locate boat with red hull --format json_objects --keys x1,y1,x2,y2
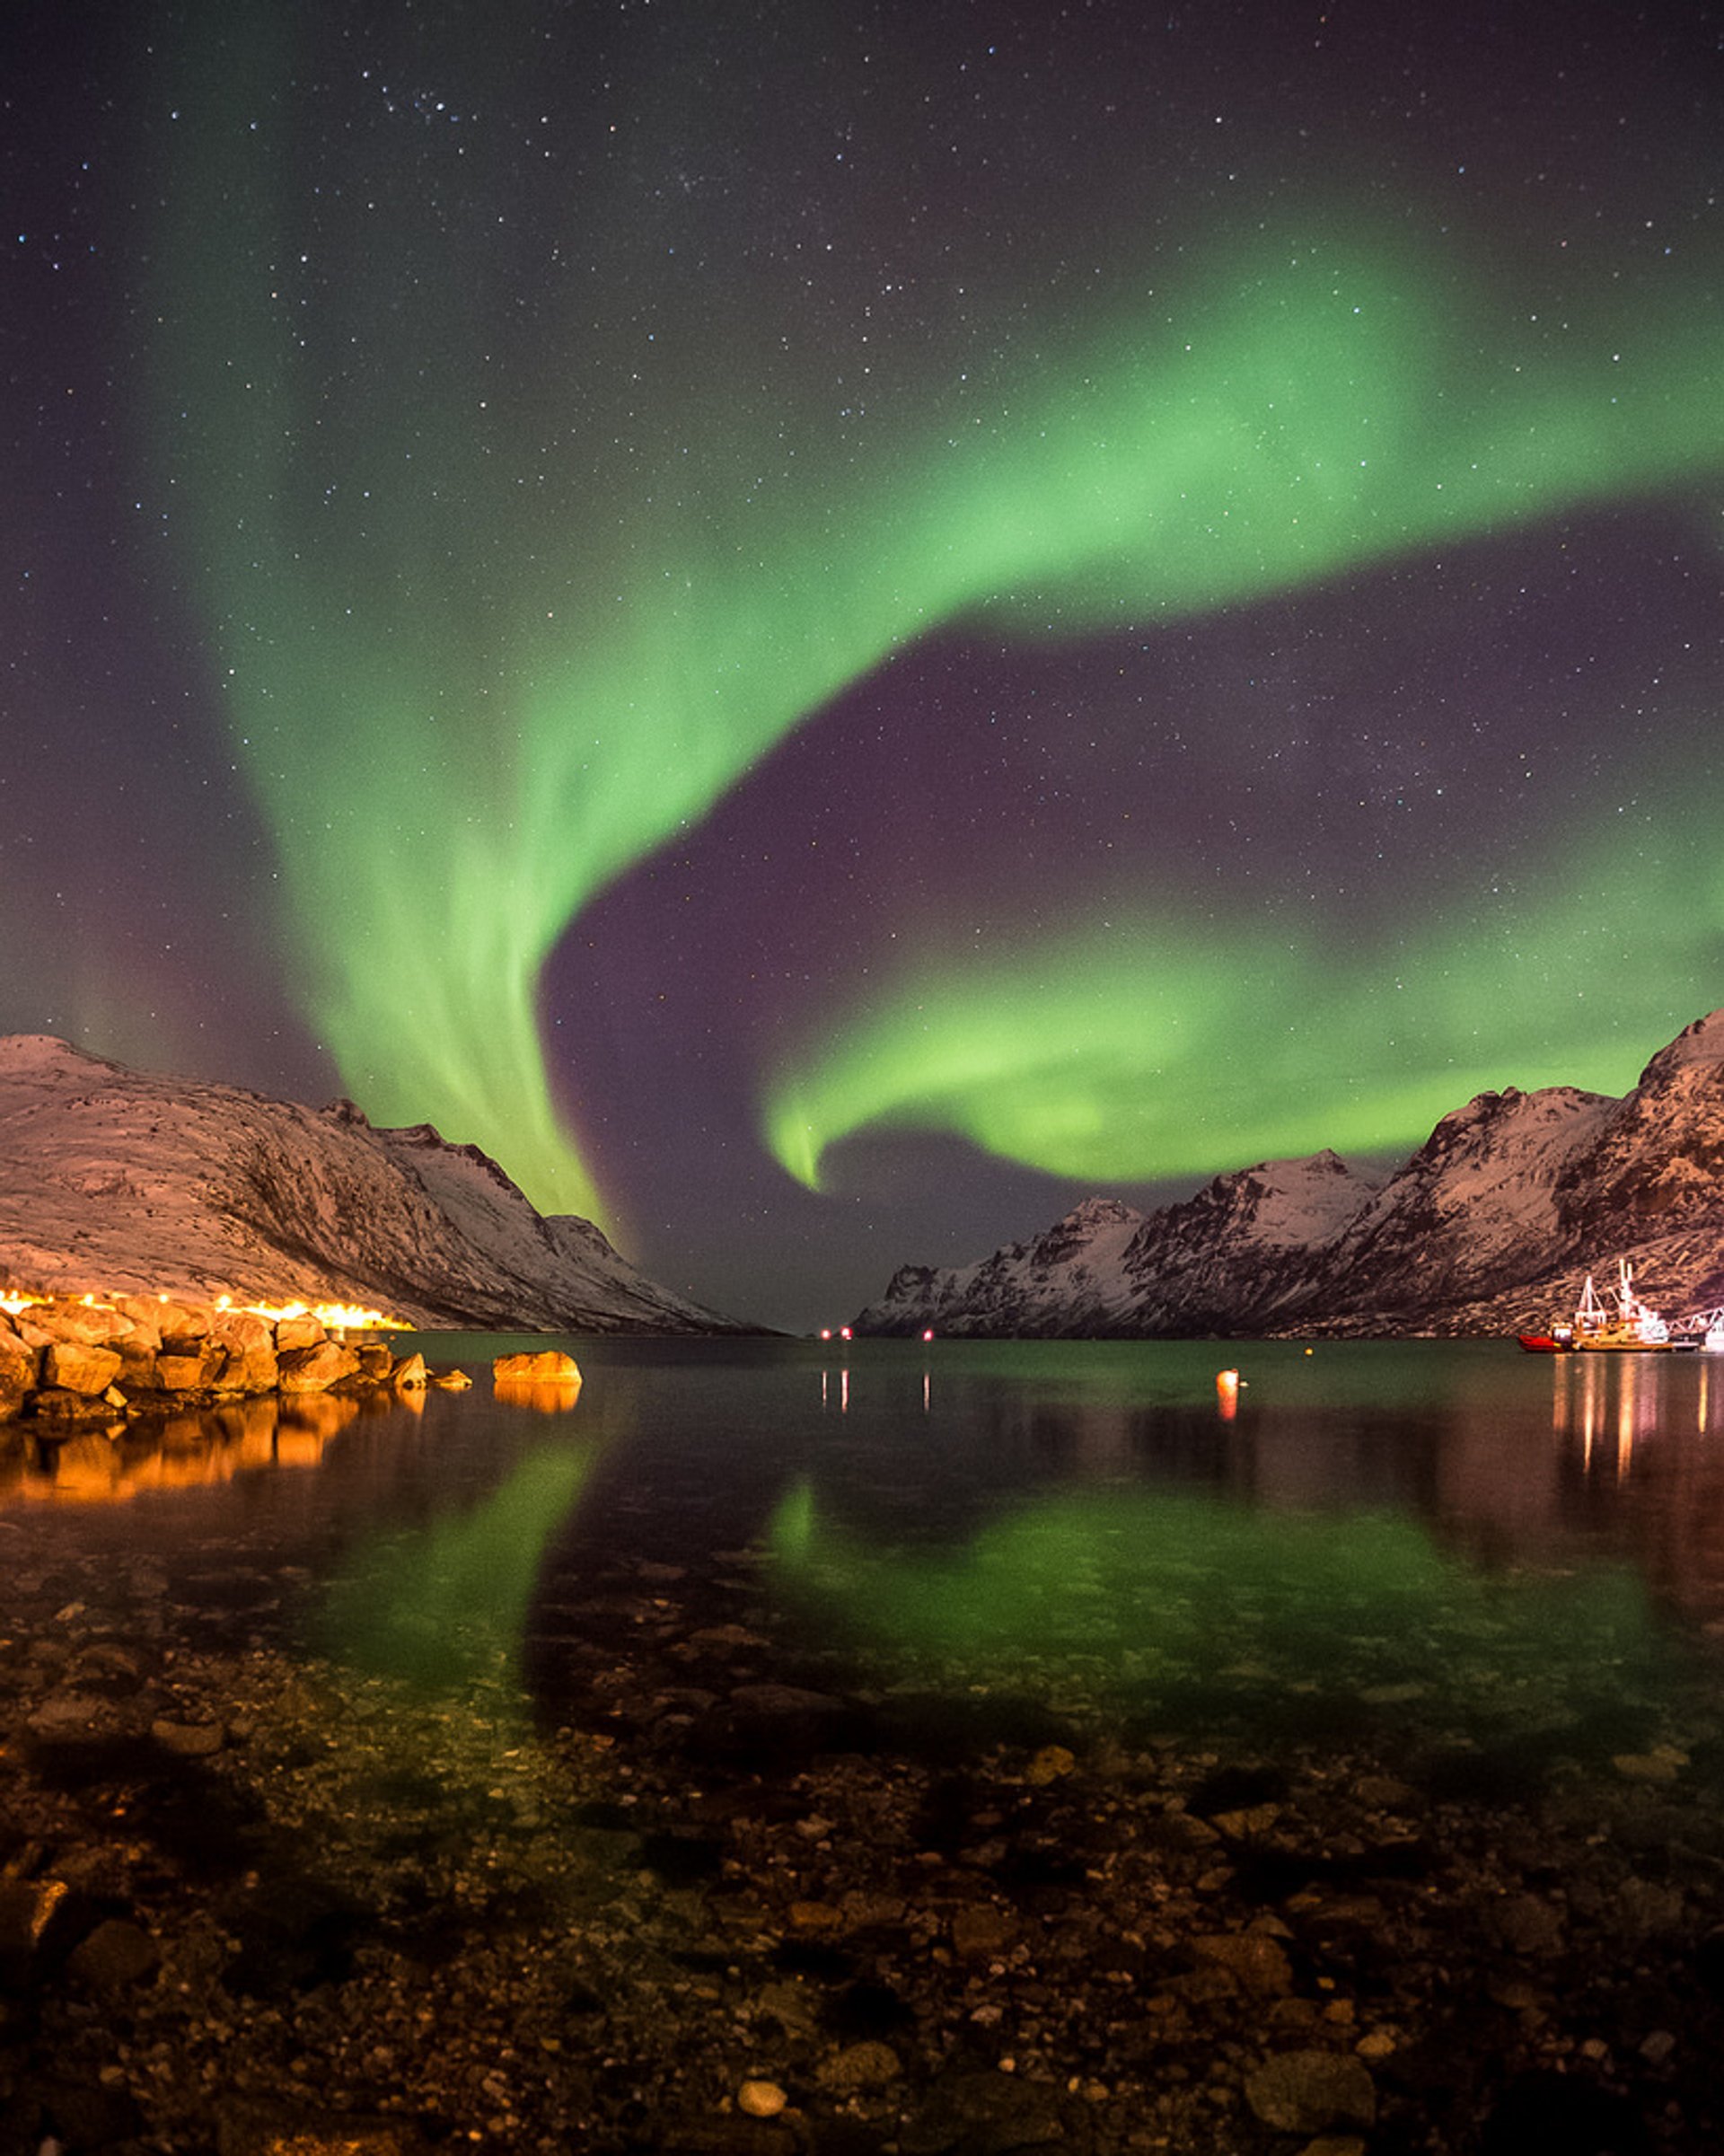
[{"x1": 1517, "y1": 1262, "x2": 1679, "y2": 1353}]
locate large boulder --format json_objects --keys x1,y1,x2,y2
[
  {"x1": 42, "y1": 1342, "x2": 124, "y2": 1397},
  {"x1": 212, "y1": 1310, "x2": 277, "y2": 1393},
  {"x1": 154, "y1": 1353, "x2": 217, "y2": 1392},
  {"x1": 493, "y1": 1351, "x2": 582, "y2": 1386},
  {"x1": 277, "y1": 1342, "x2": 361, "y2": 1394},
  {"x1": 115, "y1": 1335, "x2": 163, "y2": 1390},
  {"x1": 155, "y1": 1300, "x2": 213, "y2": 1347},
  {"x1": 1243, "y1": 2050, "x2": 1377, "y2": 2134},
  {"x1": 114, "y1": 1297, "x2": 167, "y2": 1347},
  {"x1": 28, "y1": 1303, "x2": 136, "y2": 1347},
  {"x1": 0, "y1": 1329, "x2": 36, "y2": 1420}
]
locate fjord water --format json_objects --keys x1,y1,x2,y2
[
  {"x1": 524, "y1": 1334, "x2": 1724, "y2": 1781},
  {"x1": 11, "y1": 1335, "x2": 1722, "y2": 1782}
]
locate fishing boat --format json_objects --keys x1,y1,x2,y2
[{"x1": 1517, "y1": 1261, "x2": 1676, "y2": 1352}]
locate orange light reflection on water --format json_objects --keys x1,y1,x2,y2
[
  {"x1": 493, "y1": 1378, "x2": 582, "y2": 1415},
  {"x1": 0, "y1": 1395, "x2": 380, "y2": 1508}
]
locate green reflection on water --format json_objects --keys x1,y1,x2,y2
[
  {"x1": 769, "y1": 1474, "x2": 1684, "y2": 1761},
  {"x1": 770, "y1": 1477, "x2": 1447, "y2": 1659},
  {"x1": 318, "y1": 1445, "x2": 594, "y2": 1695}
]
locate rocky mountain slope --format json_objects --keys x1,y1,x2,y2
[
  {"x1": 856, "y1": 1011, "x2": 1724, "y2": 1338},
  {"x1": 0, "y1": 1035, "x2": 743, "y2": 1332}
]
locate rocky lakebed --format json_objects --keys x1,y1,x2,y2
[{"x1": 3, "y1": 1379, "x2": 1724, "y2": 2156}]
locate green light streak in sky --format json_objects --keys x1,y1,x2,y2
[
  {"x1": 146, "y1": 13, "x2": 1724, "y2": 1219},
  {"x1": 766, "y1": 821, "x2": 1724, "y2": 1188}
]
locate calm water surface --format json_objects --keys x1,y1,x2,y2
[{"x1": 6, "y1": 1335, "x2": 1724, "y2": 1788}]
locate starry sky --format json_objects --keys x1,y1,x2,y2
[{"x1": 4, "y1": 0, "x2": 1721, "y2": 1330}]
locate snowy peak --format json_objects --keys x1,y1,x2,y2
[
  {"x1": 1053, "y1": 1195, "x2": 1141, "y2": 1232},
  {"x1": 1638, "y1": 1008, "x2": 1724, "y2": 1088},
  {"x1": 0, "y1": 1036, "x2": 746, "y2": 1333},
  {"x1": 1323, "y1": 1081, "x2": 1616, "y2": 1312},
  {"x1": 1163, "y1": 1150, "x2": 1385, "y2": 1248},
  {"x1": 1110, "y1": 1151, "x2": 1389, "y2": 1333},
  {"x1": 1026, "y1": 1198, "x2": 1147, "y2": 1270},
  {"x1": 1356, "y1": 1083, "x2": 1614, "y2": 1235},
  {"x1": 1412, "y1": 1082, "x2": 1612, "y2": 1165}
]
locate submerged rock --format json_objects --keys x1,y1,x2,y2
[
  {"x1": 66, "y1": 1917, "x2": 159, "y2": 1992},
  {"x1": 1243, "y1": 2048, "x2": 1377, "y2": 2133}
]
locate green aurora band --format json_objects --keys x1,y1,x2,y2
[
  {"x1": 764, "y1": 814, "x2": 1724, "y2": 1190},
  {"x1": 147, "y1": 17, "x2": 1724, "y2": 1219}
]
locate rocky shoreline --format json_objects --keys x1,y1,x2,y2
[
  {"x1": 0, "y1": 1295, "x2": 459, "y2": 1430},
  {"x1": 3, "y1": 1439, "x2": 1724, "y2": 2156}
]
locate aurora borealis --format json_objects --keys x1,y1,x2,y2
[{"x1": 5, "y1": 0, "x2": 1721, "y2": 1325}]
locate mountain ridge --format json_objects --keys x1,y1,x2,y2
[
  {"x1": 855, "y1": 1012, "x2": 1724, "y2": 1338},
  {"x1": 0, "y1": 1034, "x2": 747, "y2": 1333}
]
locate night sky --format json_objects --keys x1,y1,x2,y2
[{"x1": 4, "y1": 0, "x2": 1721, "y2": 1330}]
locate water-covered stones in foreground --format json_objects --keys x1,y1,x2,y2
[{"x1": 2, "y1": 1535, "x2": 1724, "y2": 2152}]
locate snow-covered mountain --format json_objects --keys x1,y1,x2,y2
[
  {"x1": 855, "y1": 1011, "x2": 1724, "y2": 1338},
  {"x1": 0, "y1": 1036, "x2": 745, "y2": 1332}
]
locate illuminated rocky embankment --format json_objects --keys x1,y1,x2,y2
[{"x1": 0, "y1": 1294, "x2": 443, "y2": 1427}]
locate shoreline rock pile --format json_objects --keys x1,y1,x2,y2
[{"x1": 0, "y1": 1294, "x2": 448, "y2": 1427}]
